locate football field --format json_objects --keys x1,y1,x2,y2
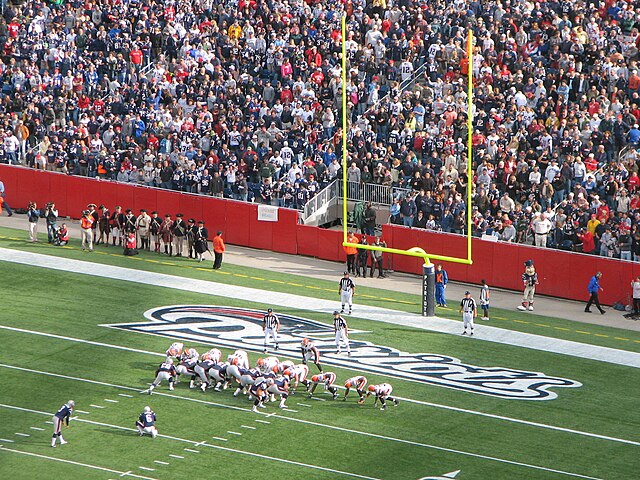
[{"x1": 0, "y1": 226, "x2": 639, "y2": 480}]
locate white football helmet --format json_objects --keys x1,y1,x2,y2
[
  {"x1": 67, "y1": 400, "x2": 75, "y2": 408},
  {"x1": 144, "y1": 406, "x2": 151, "y2": 413}
]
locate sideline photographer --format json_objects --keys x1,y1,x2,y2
[
  {"x1": 45, "y1": 202, "x2": 58, "y2": 243},
  {"x1": 27, "y1": 202, "x2": 40, "y2": 242}
]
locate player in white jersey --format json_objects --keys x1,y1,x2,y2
[
  {"x1": 307, "y1": 372, "x2": 338, "y2": 399},
  {"x1": 146, "y1": 358, "x2": 177, "y2": 394},
  {"x1": 228, "y1": 349, "x2": 250, "y2": 369},
  {"x1": 165, "y1": 342, "x2": 184, "y2": 361},
  {"x1": 343, "y1": 375, "x2": 368, "y2": 403},
  {"x1": 257, "y1": 356, "x2": 279, "y2": 374},
  {"x1": 283, "y1": 364, "x2": 309, "y2": 391},
  {"x1": 205, "y1": 348, "x2": 222, "y2": 364},
  {"x1": 459, "y1": 291, "x2": 477, "y2": 336},
  {"x1": 300, "y1": 338, "x2": 323, "y2": 372},
  {"x1": 272, "y1": 359, "x2": 294, "y2": 375},
  {"x1": 136, "y1": 406, "x2": 158, "y2": 438},
  {"x1": 364, "y1": 383, "x2": 399, "y2": 410}
]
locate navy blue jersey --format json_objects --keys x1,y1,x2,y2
[
  {"x1": 158, "y1": 362, "x2": 176, "y2": 374},
  {"x1": 138, "y1": 411, "x2": 156, "y2": 427},
  {"x1": 199, "y1": 360, "x2": 215, "y2": 370},
  {"x1": 211, "y1": 364, "x2": 227, "y2": 375},
  {"x1": 54, "y1": 404, "x2": 72, "y2": 422}
]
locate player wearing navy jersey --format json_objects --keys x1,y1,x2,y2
[
  {"x1": 338, "y1": 271, "x2": 355, "y2": 314},
  {"x1": 333, "y1": 311, "x2": 351, "y2": 355},
  {"x1": 299, "y1": 338, "x2": 323, "y2": 372},
  {"x1": 195, "y1": 352, "x2": 217, "y2": 392},
  {"x1": 460, "y1": 291, "x2": 477, "y2": 336},
  {"x1": 176, "y1": 348, "x2": 199, "y2": 388},
  {"x1": 250, "y1": 378, "x2": 273, "y2": 413},
  {"x1": 267, "y1": 376, "x2": 291, "y2": 409},
  {"x1": 208, "y1": 362, "x2": 230, "y2": 391},
  {"x1": 262, "y1": 308, "x2": 280, "y2": 353},
  {"x1": 146, "y1": 358, "x2": 177, "y2": 394},
  {"x1": 344, "y1": 376, "x2": 368, "y2": 403},
  {"x1": 365, "y1": 383, "x2": 399, "y2": 411},
  {"x1": 307, "y1": 372, "x2": 339, "y2": 399},
  {"x1": 136, "y1": 406, "x2": 158, "y2": 438},
  {"x1": 51, "y1": 400, "x2": 74, "y2": 447}
]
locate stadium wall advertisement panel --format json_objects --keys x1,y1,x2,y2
[{"x1": 3, "y1": 165, "x2": 635, "y2": 305}]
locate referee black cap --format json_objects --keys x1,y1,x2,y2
[
  {"x1": 333, "y1": 310, "x2": 340, "y2": 315},
  {"x1": 267, "y1": 308, "x2": 273, "y2": 313},
  {"x1": 343, "y1": 271, "x2": 349, "y2": 275},
  {"x1": 464, "y1": 291, "x2": 471, "y2": 295}
]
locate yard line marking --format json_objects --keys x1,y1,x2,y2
[
  {"x1": 254, "y1": 419, "x2": 270, "y2": 424},
  {"x1": 296, "y1": 403, "x2": 312, "y2": 407},
  {"x1": 2, "y1": 365, "x2": 638, "y2": 449},
  {"x1": 594, "y1": 334, "x2": 609, "y2": 338},
  {"x1": 534, "y1": 323, "x2": 550, "y2": 328},
  {"x1": 118, "y1": 394, "x2": 134, "y2": 398},
  {"x1": 44, "y1": 421, "x2": 53, "y2": 424},
  {"x1": 0, "y1": 438, "x2": 14, "y2": 443},
  {"x1": 183, "y1": 448, "x2": 200, "y2": 453},
  {"x1": 554, "y1": 327, "x2": 571, "y2": 331},
  {"x1": 153, "y1": 461, "x2": 169, "y2": 465},
  {"x1": 286, "y1": 409, "x2": 298, "y2": 413},
  {"x1": 195, "y1": 441, "x2": 207, "y2": 447},
  {"x1": 14, "y1": 433, "x2": 30, "y2": 437},
  {"x1": 513, "y1": 319, "x2": 529, "y2": 324},
  {"x1": 240, "y1": 425, "x2": 256, "y2": 430},
  {"x1": 211, "y1": 436, "x2": 228, "y2": 442},
  {"x1": 168, "y1": 454, "x2": 184, "y2": 459},
  {"x1": 104, "y1": 399, "x2": 119, "y2": 403},
  {"x1": 29, "y1": 427, "x2": 44, "y2": 431},
  {"x1": 90, "y1": 404, "x2": 105, "y2": 409},
  {"x1": 0, "y1": 403, "x2": 599, "y2": 480},
  {"x1": 0, "y1": 445, "x2": 157, "y2": 480},
  {"x1": 576, "y1": 331, "x2": 592, "y2": 335},
  {"x1": 139, "y1": 467, "x2": 155, "y2": 471},
  {"x1": 76, "y1": 410, "x2": 91, "y2": 414},
  {"x1": 227, "y1": 431, "x2": 242, "y2": 436},
  {"x1": 309, "y1": 397, "x2": 326, "y2": 402},
  {"x1": 615, "y1": 337, "x2": 630, "y2": 341}
]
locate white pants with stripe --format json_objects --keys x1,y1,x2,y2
[
  {"x1": 335, "y1": 329, "x2": 350, "y2": 352},
  {"x1": 462, "y1": 312, "x2": 474, "y2": 330},
  {"x1": 264, "y1": 328, "x2": 278, "y2": 346},
  {"x1": 340, "y1": 290, "x2": 353, "y2": 309}
]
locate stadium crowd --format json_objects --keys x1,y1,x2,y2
[{"x1": 1, "y1": 0, "x2": 640, "y2": 259}]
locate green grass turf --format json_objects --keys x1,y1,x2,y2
[
  {"x1": 0, "y1": 260, "x2": 638, "y2": 479},
  {"x1": 0, "y1": 225, "x2": 640, "y2": 353}
]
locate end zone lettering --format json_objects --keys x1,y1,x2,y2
[{"x1": 103, "y1": 305, "x2": 582, "y2": 400}]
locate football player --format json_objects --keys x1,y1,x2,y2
[
  {"x1": 257, "y1": 356, "x2": 279, "y2": 374},
  {"x1": 343, "y1": 375, "x2": 368, "y2": 403},
  {"x1": 194, "y1": 352, "x2": 217, "y2": 392},
  {"x1": 208, "y1": 362, "x2": 230, "y2": 391},
  {"x1": 283, "y1": 364, "x2": 310, "y2": 391},
  {"x1": 307, "y1": 372, "x2": 339, "y2": 399},
  {"x1": 300, "y1": 338, "x2": 323, "y2": 373},
  {"x1": 250, "y1": 378, "x2": 273, "y2": 413},
  {"x1": 364, "y1": 383, "x2": 400, "y2": 410},
  {"x1": 227, "y1": 349, "x2": 250, "y2": 369},
  {"x1": 136, "y1": 406, "x2": 158, "y2": 438},
  {"x1": 146, "y1": 358, "x2": 177, "y2": 394},
  {"x1": 272, "y1": 359, "x2": 295, "y2": 375},
  {"x1": 267, "y1": 376, "x2": 291, "y2": 409},
  {"x1": 165, "y1": 342, "x2": 184, "y2": 362},
  {"x1": 51, "y1": 400, "x2": 74, "y2": 447},
  {"x1": 175, "y1": 348, "x2": 199, "y2": 388},
  {"x1": 206, "y1": 348, "x2": 222, "y2": 364}
]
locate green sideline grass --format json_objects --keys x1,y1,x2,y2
[
  {"x1": 0, "y1": 225, "x2": 639, "y2": 353},
  {"x1": 0, "y1": 261, "x2": 638, "y2": 479}
]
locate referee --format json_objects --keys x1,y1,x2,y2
[
  {"x1": 263, "y1": 308, "x2": 280, "y2": 353},
  {"x1": 459, "y1": 291, "x2": 477, "y2": 336},
  {"x1": 333, "y1": 311, "x2": 351, "y2": 356}
]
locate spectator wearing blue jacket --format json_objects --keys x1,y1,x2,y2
[{"x1": 585, "y1": 272, "x2": 605, "y2": 314}]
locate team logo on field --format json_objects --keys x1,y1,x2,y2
[{"x1": 103, "y1": 306, "x2": 581, "y2": 400}]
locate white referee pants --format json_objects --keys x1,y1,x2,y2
[
  {"x1": 335, "y1": 329, "x2": 350, "y2": 353},
  {"x1": 462, "y1": 312, "x2": 474, "y2": 330},
  {"x1": 264, "y1": 328, "x2": 278, "y2": 346},
  {"x1": 340, "y1": 291, "x2": 353, "y2": 310}
]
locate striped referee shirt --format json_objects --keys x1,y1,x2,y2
[
  {"x1": 263, "y1": 313, "x2": 279, "y2": 329},
  {"x1": 460, "y1": 297, "x2": 476, "y2": 313},
  {"x1": 334, "y1": 315, "x2": 348, "y2": 330},
  {"x1": 339, "y1": 278, "x2": 355, "y2": 291}
]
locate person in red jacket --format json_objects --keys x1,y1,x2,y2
[
  {"x1": 124, "y1": 231, "x2": 139, "y2": 256},
  {"x1": 578, "y1": 228, "x2": 596, "y2": 254}
]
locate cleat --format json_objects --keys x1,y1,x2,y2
[
  {"x1": 169, "y1": 385, "x2": 174, "y2": 391},
  {"x1": 348, "y1": 310, "x2": 352, "y2": 315},
  {"x1": 51, "y1": 444, "x2": 56, "y2": 448},
  {"x1": 357, "y1": 399, "x2": 365, "y2": 405},
  {"x1": 394, "y1": 399, "x2": 399, "y2": 406},
  {"x1": 214, "y1": 387, "x2": 221, "y2": 392},
  {"x1": 347, "y1": 352, "x2": 351, "y2": 357},
  {"x1": 200, "y1": 384, "x2": 207, "y2": 392},
  {"x1": 252, "y1": 406, "x2": 259, "y2": 413},
  {"x1": 342, "y1": 397, "x2": 347, "y2": 402},
  {"x1": 263, "y1": 349, "x2": 267, "y2": 354},
  {"x1": 470, "y1": 331, "x2": 474, "y2": 336},
  {"x1": 258, "y1": 403, "x2": 266, "y2": 409},
  {"x1": 461, "y1": 331, "x2": 466, "y2": 335},
  {"x1": 275, "y1": 344, "x2": 279, "y2": 350},
  {"x1": 517, "y1": 305, "x2": 527, "y2": 311},
  {"x1": 380, "y1": 406, "x2": 386, "y2": 411},
  {"x1": 60, "y1": 439, "x2": 68, "y2": 445},
  {"x1": 335, "y1": 350, "x2": 340, "y2": 354},
  {"x1": 340, "y1": 309, "x2": 344, "y2": 313},
  {"x1": 332, "y1": 392, "x2": 339, "y2": 400},
  {"x1": 307, "y1": 394, "x2": 313, "y2": 399},
  {"x1": 528, "y1": 306, "x2": 534, "y2": 311},
  {"x1": 189, "y1": 381, "x2": 195, "y2": 389},
  {"x1": 280, "y1": 404, "x2": 288, "y2": 409}
]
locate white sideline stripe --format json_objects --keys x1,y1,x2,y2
[
  {"x1": 139, "y1": 467, "x2": 155, "y2": 471},
  {"x1": 0, "y1": 247, "x2": 637, "y2": 368},
  {"x1": 14, "y1": 433, "x2": 30, "y2": 437},
  {"x1": 153, "y1": 461, "x2": 169, "y2": 465},
  {"x1": 0, "y1": 438, "x2": 14, "y2": 443},
  {"x1": 296, "y1": 403, "x2": 312, "y2": 407},
  {"x1": 169, "y1": 454, "x2": 184, "y2": 459},
  {"x1": 0, "y1": 403, "x2": 382, "y2": 480},
  {"x1": 1, "y1": 363, "x2": 638, "y2": 450},
  {"x1": 254, "y1": 420, "x2": 270, "y2": 424},
  {"x1": 240, "y1": 425, "x2": 256, "y2": 430},
  {"x1": 90, "y1": 404, "x2": 105, "y2": 409},
  {"x1": 118, "y1": 394, "x2": 133, "y2": 398},
  {"x1": 76, "y1": 410, "x2": 90, "y2": 414},
  {"x1": 211, "y1": 437, "x2": 228, "y2": 442},
  {"x1": 0, "y1": 445, "x2": 157, "y2": 480},
  {"x1": 104, "y1": 399, "x2": 119, "y2": 403},
  {"x1": 227, "y1": 431, "x2": 242, "y2": 436},
  {"x1": 30, "y1": 427, "x2": 44, "y2": 431}
]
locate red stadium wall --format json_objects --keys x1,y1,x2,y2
[{"x1": 2, "y1": 165, "x2": 633, "y2": 305}]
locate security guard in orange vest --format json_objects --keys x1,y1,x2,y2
[{"x1": 344, "y1": 231, "x2": 358, "y2": 274}]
